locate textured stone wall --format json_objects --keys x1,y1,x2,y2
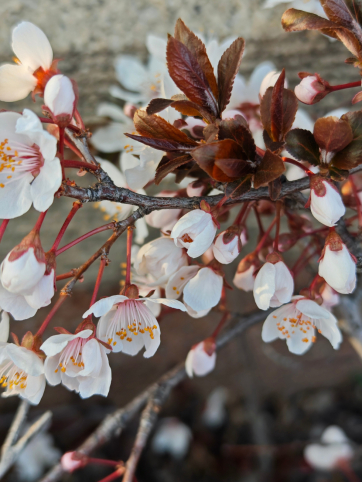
[{"x1": 0, "y1": 0, "x2": 357, "y2": 121}]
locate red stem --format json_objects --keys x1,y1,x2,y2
[
  {"x1": 62, "y1": 159, "x2": 98, "y2": 171},
  {"x1": 86, "y1": 458, "x2": 120, "y2": 468},
  {"x1": 337, "y1": 460, "x2": 361, "y2": 482},
  {"x1": 55, "y1": 223, "x2": 114, "y2": 256},
  {"x1": 125, "y1": 227, "x2": 133, "y2": 286},
  {"x1": 51, "y1": 202, "x2": 82, "y2": 252},
  {"x1": 253, "y1": 206, "x2": 264, "y2": 235},
  {"x1": 59, "y1": 127, "x2": 66, "y2": 180},
  {"x1": 36, "y1": 295, "x2": 67, "y2": 337},
  {"x1": 96, "y1": 468, "x2": 124, "y2": 482},
  {"x1": 64, "y1": 137, "x2": 85, "y2": 159},
  {"x1": 0, "y1": 219, "x2": 10, "y2": 243},
  {"x1": 55, "y1": 270, "x2": 78, "y2": 282},
  {"x1": 273, "y1": 201, "x2": 282, "y2": 252},
  {"x1": 255, "y1": 217, "x2": 277, "y2": 254},
  {"x1": 89, "y1": 257, "x2": 107, "y2": 307},
  {"x1": 329, "y1": 80, "x2": 361, "y2": 92},
  {"x1": 291, "y1": 243, "x2": 313, "y2": 273},
  {"x1": 233, "y1": 202, "x2": 250, "y2": 226},
  {"x1": 38, "y1": 116, "x2": 81, "y2": 133},
  {"x1": 34, "y1": 211, "x2": 48, "y2": 232},
  {"x1": 74, "y1": 108, "x2": 85, "y2": 130},
  {"x1": 282, "y1": 157, "x2": 314, "y2": 176},
  {"x1": 212, "y1": 312, "x2": 229, "y2": 339}
]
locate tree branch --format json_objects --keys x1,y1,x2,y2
[{"x1": 40, "y1": 309, "x2": 266, "y2": 482}]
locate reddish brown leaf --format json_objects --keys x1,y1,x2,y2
[
  {"x1": 215, "y1": 158, "x2": 252, "y2": 179},
  {"x1": 133, "y1": 110, "x2": 198, "y2": 144},
  {"x1": 271, "y1": 70, "x2": 285, "y2": 142},
  {"x1": 203, "y1": 124, "x2": 219, "y2": 142},
  {"x1": 254, "y1": 150, "x2": 286, "y2": 189},
  {"x1": 174, "y1": 18, "x2": 218, "y2": 99},
  {"x1": 166, "y1": 36, "x2": 218, "y2": 118},
  {"x1": 321, "y1": 0, "x2": 362, "y2": 42},
  {"x1": 191, "y1": 139, "x2": 250, "y2": 182},
  {"x1": 332, "y1": 111, "x2": 362, "y2": 169},
  {"x1": 261, "y1": 86, "x2": 297, "y2": 142},
  {"x1": 218, "y1": 118, "x2": 256, "y2": 159},
  {"x1": 226, "y1": 174, "x2": 253, "y2": 198},
  {"x1": 285, "y1": 128, "x2": 320, "y2": 165},
  {"x1": 155, "y1": 154, "x2": 192, "y2": 184},
  {"x1": 171, "y1": 100, "x2": 215, "y2": 122},
  {"x1": 125, "y1": 133, "x2": 196, "y2": 152},
  {"x1": 263, "y1": 130, "x2": 285, "y2": 153},
  {"x1": 217, "y1": 37, "x2": 245, "y2": 114},
  {"x1": 352, "y1": 90, "x2": 362, "y2": 103},
  {"x1": 314, "y1": 116, "x2": 353, "y2": 152},
  {"x1": 146, "y1": 98, "x2": 174, "y2": 115}
]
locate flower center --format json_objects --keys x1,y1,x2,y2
[
  {"x1": 181, "y1": 233, "x2": 193, "y2": 243},
  {"x1": 274, "y1": 311, "x2": 317, "y2": 343},
  {"x1": 55, "y1": 337, "x2": 86, "y2": 373},
  {"x1": 0, "y1": 361, "x2": 28, "y2": 390},
  {"x1": 0, "y1": 138, "x2": 44, "y2": 188}
]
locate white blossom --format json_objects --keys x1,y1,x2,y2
[
  {"x1": 310, "y1": 177, "x2": 345, "y2": 227},
  {"x1": 152, "y1": 418, "x2": 192, "y2": 459},
  {"x1": 83, "y1": 292, "x2": 186, "y2": 358},
  {"x1": 262, "y1": 296, "x2": 342, "y2": 355},
  {"x1": 213, "y1": 229, "x2": 247, "y2": 264},
  {"x1": 0, "y1": 110, "x2": 61, "y2": 218},
  {"x1": 319, "y1": 243, "x2": 356, "y2": 294},
  {"x1": 185, "y1": 340, "x2": 216, "y2": 377},
  {"x1": 41, "y1": 329, "x2": 112, "y2": 399},
  {"x1": 44, "y1": 74, "x2": 76, "y2": 123}
]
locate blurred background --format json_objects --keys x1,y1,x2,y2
[{"x1": 1, "y1": 0, "x2": 362, "y2": 481}]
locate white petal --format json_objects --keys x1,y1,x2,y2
[
  {"x1": 22, "y1": 374, "x2": 46, "y2": 405},
  {"x1": 97, "y1": 158, "x2": 126, "y2": 186},
  {"x1": 12, "y1": 21, "x2": 53, "y2": 71},
  {"x1": 146, "y1": 35, "x2": 167, "y2": 60},
  {"x1": 30, "y1": 157, "x2": 62, "y2": 211},
  {"x1": 322, "y1": 426, "x2": 350, "y2": 444},
  {"x1": 317, "y1": 316, "x2": 343, "y2": 349},
  {"x1": 40, "y1": 330, "x2": 92, "y2": 356},
  {"x1": 0, "y1": 64, "x2": 36, "y2": 101},
  {"x1": 79, "y1": 346, "x2": 111, "y2": 398},
  {"x1": 233, "y1": 265, "x2": 256, "y2": 292},
  {"x1": 143, "y1": 322, "x2": 161, "y2": 358},
  {"x1": 44, "y1": 354, "x2": 61, "y2": 385},
  {"x1": 79, "y1": 338, "x2": 102, "y2": 377},
  {"x1": 114, "y1": 55, "x2": 147, "y2": 92},
  {"x1": 186, "y1": 343, "x2": 216, "y2": 377},
  {"x1": 91, "y1": 123, "x2": 128, "y2": 152},
  {"x1": 0, "y1": 311, "x2": 9, "y2": 343},
  {"x1": 304, "y1": 443, "x2": 353, "y2": 471},
  {"x1": 44, "y1": 75, "x2": 75, "y2": 117},
  {"x1": 1, "y1": 248, "x2": 45, "y2": 294},
  {"x1": 262, "y1": 306, "x2": 290, "y2": 342},
  {"x1": 145, "y1": 298, "x2": 187, "y2": 312},
  {"x1": 24, "y1": 270, "x2": 55, "y2": 309},
  {"x1": 0, "y1": 174, "x2": 32, "y2": 219},
  {"x1": 310, "y1": 182, "x2": 345, "y2": 227},
  {"x1": 183, "y1": 268, "x2": 223, "y2": 312},
  {"x1": 83, "y1": 295, "x2": 128, "y2": 318},
  {"x1": 125, "y1": 160, "x2": 158, "y2": 190},
  {"x1": 253, "y1": 263, "x2": 276, "y2": 310},
  {"x1": 109, "y1": 85, "x2": 145, "y2": 104},
  {"x1": 0, "y1": 285, "x2": 36, "y2": 320},
  {"x1": 185, "y1": 303, "x2": 211, "y2": 319},
  {"x1": 319, "y1": 245, "x2": 356, "y2": 294},
  {"x1": 97, "y1": 102, "x2": 130, "y2": 122},
  {"x1": 271, "y1": 261, "x2": 294, "y2": 306},
  {"x1": 6, "y1": 344, "x2": 44, "y2": 376},
  {"x1": 296, "y1": 298, "x2": 331, "y2": 319},
  {"x1": 165, "y1": 265, "x2": 200, "y2": 299}
]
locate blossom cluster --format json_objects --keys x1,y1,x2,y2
[{"x1": 0, "y1": 1, "x2": 360, "y2": 413}]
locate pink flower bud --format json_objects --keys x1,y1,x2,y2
[
  {"x1": 61, "y1": 452, "x2": 85, "y2": 472},
  {"x1": 319, "y1": 230, "x2": 356, "y2": 294},
  {"x1": 213, "y1": 227, "x2": 247, "y2": 264},
  {"x1": 185, "y1": 338, "x2": 216, "y2": 377},
  {"x1": 44, "y1": 74, "x2": 76, "y2": 126},
  {"x1": 294, "y1": 75, "x2": 328, "y2": 105},
  {"x1": 309, "y1": 176, "x2": 345, "y2": 227},
  {"x1": 259, "y1": 71, "x2": 288, "y2": 98}
]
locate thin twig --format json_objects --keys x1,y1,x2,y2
[
  {"x1": 1, "y1": 399, "x2": 29, "y2": 458},
  {"x1": 40, "y1": 309, "x2": 266, "y2": 482},
  {"x1": 0, "y1": 411, "x2": 52, "y2": 479}
]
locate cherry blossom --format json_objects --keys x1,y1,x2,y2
[
  {"x1": 145, "y1": 192, "x2": 182, "y2": 231},
  {"x1": 253, "y1": 253, "x2": 294, "y2": 310},
  {"x1": 0, "y1": 313, "x2": 46, "y2": 404},
  {"x1": 321, "y1": 284, "x2": 340, "y2": 309},
  {"x1": 304, "y1": 426, "x2": 354, "y2": 471},
  {"x1": 0, "y1": 109, "x2": 61, "y2": 219},
  {"x1": 171, "y1": 209, "x2": 218, "y2": 258},
  {"x1": 166, "y1": 265, "x2": 223, "y2": 313},
  {"x1": 41, "y1": 329, "x2": 112, "y2": 398},
  {"x1": 134, "y1": 236, "x2": 188, "y2": 287},
  {"x1": 0, "y1": 231, "x2": 55, "y2": 320},
  {"x1": 262, "y1": 296, "x2": 342, "y2": 355},
  {"x1": 295, "y1": 75, "x2": 328, "y2": 104},
  {"x1": 263, "y1": 0, "x2": 326, "y2": 17},
  {"x1": 43, "y1": 74, "x2": 76, "y2": 126},
  {"x1": 0, "y1": 22, "x2": 57, "y2": 102},
  {"x1": 152, "y1": 418, "x2": 192, "y2": 460},
  {"x1": 202, "y1": 387, "x2": 228, "y2": 428},
  {"x1": 259, "y1": 70, "x2": 287, "y2": 98},
  {"x1": 233, "y1": 253, "x2": 260, "y2": 292},
  {"x1": 213, "y1": 228, "x2": 247, "y2": 264},
  {"x1": 319, "y1": 231, "x2": 356, "y2": 294},
  {"x1": 309, "y1": 176, "x2": 345, "y2": 227},
  {"x1": 185, "y1": 339, "x2": 216, "y2": 377},
  {"x1": 82, "y1": 287, "x2": 187, "y2": 358}
]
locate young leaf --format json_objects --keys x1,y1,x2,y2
[
  {"x1": 282, "y1": 8, "x2": 341, "y2": 34},
  {"x1": 285, "y1": 128, "x2": 321, "y2": 165},
  {"x1": 226, "y1": 174, "x2": 253, "y2": 198},
  {"x1": 217, "y1": 37, "x2": 245, "y2": 114},
  {"x1": 254, "y1": 150, "x2": 286, "y2": 189},
  {"x1": 261, "y1": 85, "x2": 298, "y2": 142},
  {"x1": 218, "y1": 117, "x2": 256, "y2": 160},
  {"x1": 314, "y1": 116, "x2": 353, "y2": 152},
  {"x1": 332, "y1": 110, "x2": 362, "y2": 169},
  {"x1": 271, "y1": 70, "x2": 285, "y2": 142},
  {"x1": 155, "y1": 154, "x2": 192, "y2": 184},
  {"x1": 166, "y1": 36, "x2": 218, "y2": 118},
  {"x1": 269, "y1": 176, "x2": 283, "y2": 201},
  {"x1": 133, "y1": 110, "x2": 198, "y2": 144},
  {"x1": 191, "y1": 139, "x2": 250, "y2": 182},
  {"x1": 321, "y1": 0, "x2": 362, "y2": 43},
  {"x1": 146, "y1": 98, "x2": 174, "y2": 115},
  {"x1": 125, "y1": 134, "x2": 196, "y2": 152},
  {"x1": 174, "y1": 18, "x2": 218, "y2": 99},
  {"x1": 263, "y1": 130, "x2": 285, "y2": 153},
  {"x1": 203, "y1": 124, "x2": 219, "y2": 142},
  {"x1": 171, "y1": 99, "x2": 215, "y2": 122}
]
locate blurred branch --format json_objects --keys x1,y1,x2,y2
[
  {"x1": 40, "y1": 309, "x2": 266, "y2": 482},
  {"x1": 1, "y1": 399, "x2": 29, "y2": 458},
  {"x1": 0, "y1": 410, "x2": 52, "y2": 479}
]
